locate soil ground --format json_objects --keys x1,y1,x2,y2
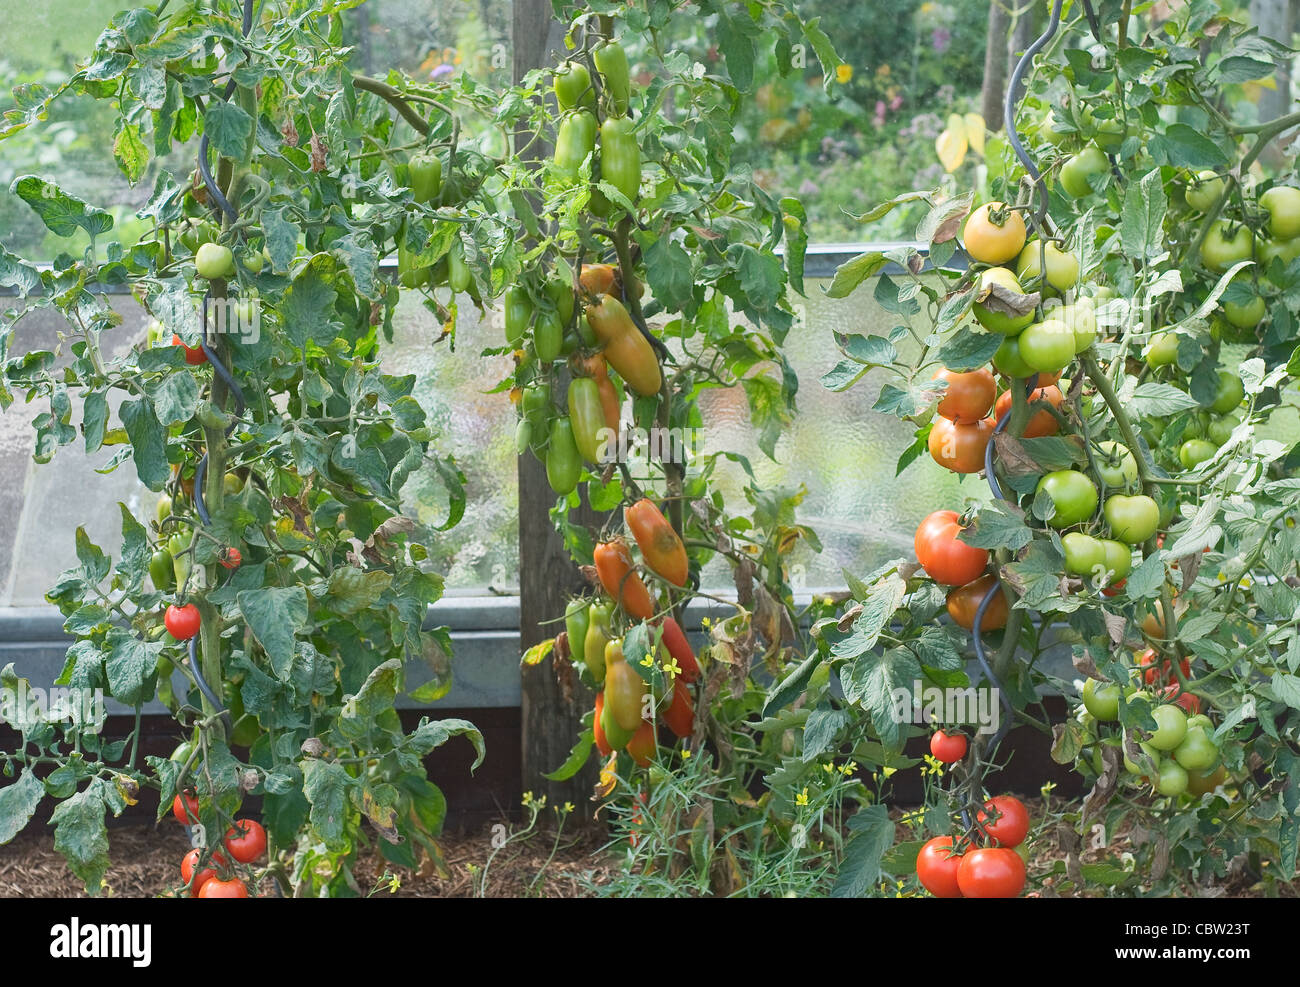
[{"x1": 2, "y1": 798, "x2": 1296, "y2": 897}]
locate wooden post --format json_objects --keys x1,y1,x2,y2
[
  {"x1": 512, "y1": 0, "x2": 603, "y2": 808},
  {"x1": 981, "y1": 0, "x2": 1011, "y2": 131}
]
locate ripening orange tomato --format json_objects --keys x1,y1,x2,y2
[
  {"x1": 625, "y1": 499, "x2": 688, "y2": 587},
  {"x1": 946, "y1": 574, "x2": 1008, "y2": 631},
  {"x1": 963, "y1": 202, "x2": 1028, "y2": 265},
  {"x1": 594, "y1": 538, "x2": 656, "y2": 619},
  {"x1": 580, "y1": 263, "x2": 617, "y2": 296},
  {"x1": 994, "y1": 384, "x2": 1063, "y2": 437},
  {"x1": 933, "y1": 367, "x2": 996, "y2": 423},
  {"x1": 928, "y1": 416, "x2": 995, "y2": 473}
]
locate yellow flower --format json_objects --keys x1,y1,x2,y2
[
  {"x1": 822, "y1": 762, "x2": 835, "y2": 774},
  {"x1": 835, "y1": 64, "x2": 853, "y2": 84},
  {"x1": 839, "y1": 760, "x2": 858, "y2": 776},
  {"x1": 881, "y1": 766, "x2": 897, "y2": 779},
  {"x1": 1040, "y1": 780, "x2": 1057, "y2": 798},
  {"x1": 682, "y1": 748, "x2": 692, "y2": 759},
  {"x1": 521, "y1": 791, "x2": 534, "y2": 806},
  {"x1": 662, "y1": 657, "x2": 682, "y2": 679},
  {"x1": 795, "y1": 788, "x2": 809, "y2": 806},
  {"x1": 639, "y1": 653, "x2": 655, "y2": 668}
]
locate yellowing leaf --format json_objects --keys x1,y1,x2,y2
[
  {"x1": 520, "y1": 638, "x2": 554, "y2": 667},
  {"x1": 936, "y1": 127, "x2": 967, "y2": 173},
  {"x1": 964, "y1": 113, "x2": 986, "y2": 156}
]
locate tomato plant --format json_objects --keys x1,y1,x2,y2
[{"x1": 0, "y1": 0, "x2": 488, "y2": 896}]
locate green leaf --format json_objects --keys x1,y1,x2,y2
[
  {"x1": 959, "y1": 500, "x2": 1032, "y2": 551},
  {"x1": 831, "y1": 804, "x2": 894, "y2": 897},
  {"x1": 301, "y1": 759, "x2": 354, "y2": 851},
  {"x1": 50, "y1": 778, "x2": 110, "y2": 895},
  {"x1": 237, "y1": 586, "x2": 309, "y2": 680},
  {"x1": 1271, "y1": 672, "x2": 1300, "y2": 712},
  {"x1": 544, "y1": 731, "x2": 594, "y2": 781},
  {"x1": 112, "y1": 121, "x2": 149, "y2": 183},
  {"x1": 1148, "y1": 124, "x2": 1230, "y2": 170},
  {"x1": 202, "y1": 99, "x2": 253, "y2": 159},
  {"x1": 145, "y1": 370, "x2": 200, "y2": 425},
  {"x1": 119, "y1": 397, "x2": 169, "y2": 490},
  {"x1": 407, "y1": 717, "x2": 485, "y2": 770},
  {"x1": 832, "y1": 575, "x2": 906, "y2": 661},
  {"x1": 0, "y1": 769, "x2": 44, "y2": 844},
  {"x1": 800, "y1": 17, "x2": 843, "y2": 94},
  {"x1": 801, "y1": 706, "x2": 851, "y2": 761},
  {"x1": 638, "y1": 233, "x2": 695, "y2": 313},
  {"x1": 1130, "y1": 381, "x2": 1199, "y2": 417},
  {"x1": 1120, "y1": 169, "x2": 1167, "y2": 263},
  {"x1": 937, "y1": 325, "x2": 1001, "y2": 372},
  {"x1": 8, "y1": 176, "x2": 112, "y2": 238},
  {"x1": 762, "y1": 653, "x2": 820, "y2": 718},
  {"x1": 840, "y1": 645, "x2": 920, "y2": 751},
  {"x1": 826, "y1": 251, "x2": 887, "y2": 298}
]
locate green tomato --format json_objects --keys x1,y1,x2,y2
[
  {"x1": 1207, "y1": 411, "x2": 1241, "y2": 446},
  {"x1": 993, "y1": 335, "x2": 1036, "y2": 379},
  {"x1": 1037, "y1": 469, "x2": 1099, "y2": 529},
  {"x1": 1210, "y1": 371, "x2": 1244, "y2": 414},
  {"x1": 1057, "y1": 298, "x2": 1097, "y2": 352},
  {"x1": 1059, "y1": 145, "x2": 1109, "y2": 198},
  {"x1": 1261, "y1": 237, "x2": 1300, "y2": 270},
  {"x1": 241, "y1": 249, "x2": 264, "y2": 274},
  {"x1": 1095, "y1": 440, "x2": 1138, "y2": 488},
  {"x1": 1179, "y1": 438, "x2": 1217, "y2": 470},
  {"x1": 1144, "y1": 332, "x2": 1180, "y2": 367},
  {"x1": 1184, "y1": 170, "x2": 1224, "y2": 212},
  {"x1": 1018, "y1": 319, "x2": 1077, "y2": 373},
  {"x1": 1083, "y1": 678, "x2": 1121, "y2": 722},
  {"x1": 1016, "y1": 240, "x2": 1080, "y2": 293},
  {"x1": 1123, "y1": 738, "x2": 1162, "y2": 776},
  {"x1": 1099, "y1": 538, "x2": 1133, "y2": 584},
  {"x1": 1223, "y1": 295, "x2": 1265, "y2": 329},
  {"x1": 1103, "y1": 494, "x2": 1160, "y2": 544},
  {"x1": 1146, "y1": 704, "x2": 1188, "y2": 751},
  {"x1": 156, "y1": 493, "x2": 174, "y2": 525},
  {"x1": 1062, "y1": 532, "x2": 1106, "y2": 577},
  {"x1": 1173, "y1": 726, "x2": 1219, "y2": 772},
  {"x1": 1156, "y1": 759, "x2": 1189, "y2": 796},
  {"x1": 149, "y1": 549, "x2": 175, "y2": 592},
  {"x1": 195, "y1": 242, "x2": 235, "y2": 280},
  {"x1": 1260, "y1": 185, "x2": 1300, "y2": 240},
  {"x1": 973, "y1": 266, "x2": 1035, "y2": 335},
  {"x1": 1200, "y1": 222, "x2": 1254, "y2": 273}
]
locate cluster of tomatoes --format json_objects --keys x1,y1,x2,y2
[
  {"x1": 555, "y1": 499, "x2": 700, "y2": 770},
  {"x1": 1078, "y1": 665, "x2": 1228, "y2": 800},
  {"x1": 916, "y1": 794, "x2": 1031, "y2": 898},
  {"x1": 171, "y1": 792, "x2": 266, "y2": 898}
]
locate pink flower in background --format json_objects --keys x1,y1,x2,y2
[
  {"x1": 798, "y1": 178, "x2": 820, "y2": 196},
  {"x1": 873, "y1": 100, "x2": 886, "y2": 127},
  {"x1": 932, "y1": 27, "x2": 951, "y2": 53},
  {"x1": 890, "y1": 94, "x2": 903, "y2": 111},
  {"x1": 430, "y1": 63, "x2": 454, "y2": 79}
]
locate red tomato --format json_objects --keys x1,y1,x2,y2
[
  {"x1": 994, "y1": 384, "x2": 1063, "y2": 438},
  {"x1": 655, "y1": 617, "x2": 701, "y2": 682},
  {"x1": 930, "y1": 730, "x2": 967, "y2": 763},
  {"x1": 218, "y1": 547, "x2": 242, "y2": 570},
  {"x1": 976, "y1": 795, "x2": 1030, "y2": 848},
  {"x1": 626, "y1": 720, "x2": 656, "y2": 767},
  {"x1": 661, "y1": 677, "x2": 694, "y2": 738},
  {"x1": 933, "y1": 367, "x2": 996, "y2": 423},
  {"x1": 173, "y1": 334, "x2": 208, "y2": 365},
  {"x1": 1139, "y1": 648, "x2": 1191, "y2": 685},
  {"x1": 223, "y1": 819, "x2": 267, "y2": 863},
  {"x1": 593, "y1": 692, "x2": 613, "y2": 756},
  {"x1": 164, "y1": 603, "x2": 201, "y2": 641},
  {"x1": 172, "y1": 790, "x2": 200, "y2": 826},
  {"x1": 1161, "y1": 683, "x2": 1202, "y2": 715},
  {"x1": 957, "y1": 847, "x2": 1026, "y2": 898},
  {"x1": 928, "y1": 416, "x2": 995, "y2": 474},
  {"x1": 198, "y1": 877, "x2": 249, "y2": 898},
  {"x1": 180, "y1": 848, "x2": 226, "y2": 897},
  {"x1": 915, "y1": 510, "x2": 989, "y2": 586},
  {"x1": 916, "y1": 836, "x2": 964, "y2": 898}
]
